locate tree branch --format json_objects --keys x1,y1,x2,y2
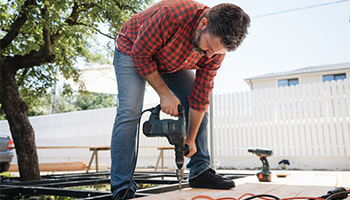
[
  {"x1": 0, "y1": 0, "x2": 37, "y2": 50},
  {"x1": 17, "y1": 68, "x2": 29, "y2": 86},
  {"x1": 41, "y1": 5, "x2": 52, "y2": 52},
  {"x1": 51, "y1": 1, "x2": 98, "y2": 44},
  {"x1": 1, "y1": 1, "x2": 105, "y2": 71},
  {"x1": 65, "y1": 2, "x2": 96, "y2": 25},
  {"x1": 74, "y1": 22, "x2": 115, "y2": 39},
  {"x1": 115, "y1": 2, "x2": 137, "y2": 13},
  {"x1": 2, "y1": 49, "x2": 55, "y2": 72}
]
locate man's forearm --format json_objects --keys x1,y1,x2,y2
[
  {"x1": 187, "y1": 107, "x2": 205, "y2": 141},
  {"x1": 144, "y1": 71, "x2": 172, "y2": 98},
  {"x1": 143, "y1": 71, "x2": 181, "y2": 116},
  {"x1": 185, "y1": 107, "x2": 206, "y2": 157}
]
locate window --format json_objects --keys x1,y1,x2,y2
[
  {"x1": 278, "y1": 78, "x2": 299, "y2": 87},
  {"x1": 322, "y1": 73, "x2": 346, "y2": 82}
]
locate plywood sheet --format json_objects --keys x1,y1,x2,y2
[{"x1": 137, "y1": 171, "x2": 350, "y2": 200}]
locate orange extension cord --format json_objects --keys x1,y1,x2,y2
[{"x1": 191, "y1": 189, "x2": 350, "y2": 200}]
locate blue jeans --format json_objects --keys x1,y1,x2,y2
[{"x1": 110, "y1": 48, "x2": 210, "y2": 196}]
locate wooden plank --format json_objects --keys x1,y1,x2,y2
[
  {"x1": 331, "y1": 81, "x2": 345, "y2": 156},
  {"x1": 90, "y1": 147, "x2": 110, "y2": 151},
  {"x1": 271, "y1": 173, "x2": 330, "y2": 198},
  {"x1": 250, "y1": 91, "x2": 259, "y2": 150},
  {"x1": 301, "y1": 83, "x2": 313, "y2": 156},
  {"x1": 137, "y1": 171, "x2": 350, "y2": 200},
  {"x1": 217, "y1": 94, "x2": 224, "y2": 157},
  {"x1": 286, "y1": 86, "x2": 295, "y2": 155},
  {"x1": 245, "y1": 92, "x2": 254, "y2": 150},
  {"x1": 157, "y1": 147, "x2": 175, "y2": 150},
  {"x1": 237, "y1": 92, "x2": 244, "y2": 155},
  {"x1": 223, "y1": 93, "x2": 230, "y2": 157},
  {"x1": 324, "y1": 81, "x2": 338, "y2": 156},
  {"x1": 223, "y1": 93, "x2": 229, "y2": 157},
  {"x1": 295, "y1": 85, "x2": 307, "y2": 156},
  {"x1": 307, "y1": 83, "x2": 319, "y2": 156},
  {"x1": 313, "y1": 83, "x2": 325, "y2": 156},
  {"x1": 138, "y1": 172, "x2": 302, "y2": 200},
  {"x1": 280, "y1": 86, "x2": 290, "y2": 156},
  {"x1": 9, "y1": 161, "x2": 88, "y2": 172},
  {"x1": 241, "y1": 91, "x2": 249, "y2": 150},
  {"x1": 319, "y1": 82, "x2": 332, "y2": 156},
  {"x1": 296, "y1": 173, "x2": 339, "y2": 198},
  {"x1": 255, "y1": 89, "x2": 262, "y2": 147},
  {"x1": 315, "y1": 82, "x2": 326, "y2": 156},
  {"x1": 10, "y1": 146, "x2": 97, "y2": 150},
  {"x1": 260, "y1": 89, "x2": 268, "y2": 147},
  {"x1": 337, "y1": 171, "x2": 350, "y2": 187},
  {"x1": 275, "y1": 88, "x2": 284, "y2": 156},
  {"x1": 201, "y1": 174, "x2": 306, "y2": 200},
  {"x1": 336, "y1": 80, "x2": 350, "y2": 156},
  {"x1": 341, "y1": 80, "x2": 350, "y2": 156},
  {"x1": 269, "y1": 87, "x2": 279, "y2": 156},
  {"x1": 227, "y1": 93, "x2": 234, "y2": 157}
]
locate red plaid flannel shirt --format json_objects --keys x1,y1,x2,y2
[{"x1": 116, "y1": 0, "x2": 225, "y2": 111}]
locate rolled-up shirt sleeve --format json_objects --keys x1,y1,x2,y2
[{"x1": 189, "y1": 54, "x2": 225, "y2": 111}]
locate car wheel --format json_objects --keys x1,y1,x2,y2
[{"x1": 0, "y1": 162, "x2": 10, "y2": 173}]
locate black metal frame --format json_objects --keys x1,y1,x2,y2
[{"x1": 0, "y1": 171, "x2": 250, "y2": 199}]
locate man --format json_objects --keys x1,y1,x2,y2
[{"x1": 111, "y1": 0, "x2": 250, "y2": 199}]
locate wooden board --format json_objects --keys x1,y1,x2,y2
[
  {"x1": 8, "y1": 161, "x2": 88, "y2": 172},
  {"x1": 137, "y1": 171, "x2": 350, "y2": 200}
]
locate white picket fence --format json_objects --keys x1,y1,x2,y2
[
  {"x1": 212, "y1": 79, "x2": 349, "y2": 170},
  {"x1": 0, "y1": 79, "x2": 349, "y2": 170}
]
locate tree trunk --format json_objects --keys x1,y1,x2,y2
[{"x1": 0, "y1": 66, "x2": 41, "y2": 181}]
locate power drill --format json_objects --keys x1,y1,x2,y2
[
  {"x1": 248, "y1": 147, "x2": 273, "y2": 182},
  {"x1": 143, "y1": 104, "x2": 190, "y2": 190}
]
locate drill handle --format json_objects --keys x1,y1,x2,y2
[
  {"x1": 152, "y1": 104, "x2": 185, "y2": 117},
  {"x1": 177, "y1": 104, "x2": 185, "y2": 117},
  {"x1": 260, "y1": 156, "x2": 270, "y2": 169},
  {"x1": 150, "y1": 105, "x2": 162, "y2": 120}
]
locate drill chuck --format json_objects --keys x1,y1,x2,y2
[{"x1": 248, "y1": 147, "x2": 273, "y2": 157}]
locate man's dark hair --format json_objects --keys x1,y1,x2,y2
[{"x1": 205, "y1": 3, "x2": 250, "y2": 51}]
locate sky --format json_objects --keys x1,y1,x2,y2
[
  {"x1": 193, "y1": 0, "x2": 350, "y2": 93},
  {"x1": 87, "y1": 0, "x2": 350, "y2": 103}
]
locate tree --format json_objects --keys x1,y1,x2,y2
[
  {"x1": 74, "y1": 92, "x2": 116, "y2": 110},
  {"x1": 0, "y1": 0, "x2": 151, "y2": 181}
]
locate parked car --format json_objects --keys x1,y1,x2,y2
[{"x1": 0, "y1": 133, "x2": 14, "y2": 173}]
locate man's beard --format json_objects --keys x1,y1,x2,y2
[{"x1": 192, "y1": 28, "x2": 207, "y2": 56}]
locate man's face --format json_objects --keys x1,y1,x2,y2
[{"x1": 192, "y1": 28, "x2": 228, "y2": 58}]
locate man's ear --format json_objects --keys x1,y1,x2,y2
[{"x1": 197, "y1": 17, "x2": 208, "y2": 30}]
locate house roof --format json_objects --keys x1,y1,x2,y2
[{"x1": 244, "y1": 62, "x2": 350, "y2": 81}]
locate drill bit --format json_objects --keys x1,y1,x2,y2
[{"x1": 176, "y1": 168, "x2": 184, "y2": 191}]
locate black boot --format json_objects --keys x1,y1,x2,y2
[
  {"x1": 113, "y1": 188, "x2": 135, "y2": 200},
  {"x1": 189, "y1": 168, "x2": 235, "y2": 189}
]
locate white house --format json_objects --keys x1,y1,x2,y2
[{"x1": 244, "y1": 62, "x2": 350, "y2": 90}]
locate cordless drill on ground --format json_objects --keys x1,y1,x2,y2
[
  {"x1": 248, "y1": 147, "x2": 273, "y2": 182},
  {"x1": 143, "y1": 105, "x2": 189, "y2": 190}
]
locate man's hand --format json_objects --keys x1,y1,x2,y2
[
  {"x1": 185, "y1": 137, "x2": 197, "y2": 158},
  {"x1": 143, "y1": 71, "x2": 180, "y2": 117},
  {"x1": 160, "y1": 94, "x2": 181, "y2": 116}
]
